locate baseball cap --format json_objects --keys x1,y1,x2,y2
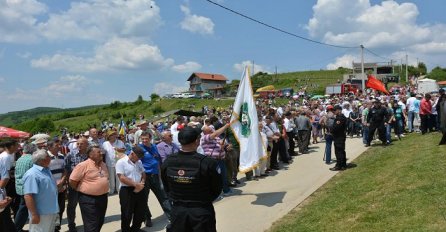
[{"x1": 178, "y1": 126, "x2": 202, "y2": 145}]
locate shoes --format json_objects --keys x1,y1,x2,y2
[
  {"x1": 223, "y1": 190, "x2": 233, "y2": 197},
  {"x1": 235, "y1": 179, "x2": 241, "y2": 184},
  {"x1": 271, "y1": 166, "x2": 280, "y2": 170},
  {"x1": 394, "y1": 135, "x2": 398, "y2": 138},
  {"x1": 329, "y1": 166, "x2": 346, "y2": 171},
  {"x1": 365, "y1": 144, "x2": 370, "y2": 147},
  {"x1": 260, "y1": 173, "x2": 268, "y2": 177},
  {"x1": 229, "y1": 181, "x2": 237, "y2": 187},
  {"x1": 145, "y1": 218, "x2": 153, "y2": 227}
]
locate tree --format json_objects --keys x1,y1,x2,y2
[
  {"x1": 417, "y1": 62, "x2": 427, "y2": 75},
  {"x1": 150, "y1": 93, "x2": 160, "y2": 101},
  {"x1": 427, "y1": 66, "x2": 446, "y2": 81},
  {"x1": 135, "y1": 95, "x2": 144, "y2": 104}
]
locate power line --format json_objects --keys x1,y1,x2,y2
[
  {"x1": 204, "y1": 0, "x2": 358, "y2": 49},
  {"x1": 363, "y1": 47, "x2": 394, "y2": 61}
]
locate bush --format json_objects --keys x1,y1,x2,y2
[{"x1": 152, "y1": 105, "x2": 164, "y2": 114}]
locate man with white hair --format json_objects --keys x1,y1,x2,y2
[
  {"x1": 157, "y1": 131, "x2": 180, "y2": 163},
  {"x1": 23, "y1": 149, "x2": 58, "y2": 231}
]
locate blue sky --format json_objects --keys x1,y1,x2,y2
[{"x1": 0, "y1": 0, "x2": 445, "y2": 113}]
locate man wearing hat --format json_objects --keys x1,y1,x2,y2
[
  {"x1": 134, "y1": 120, "x2": 148, "y2": 145},
  {"x1": 365, "y1": 99, "x2": 389, "y2": 147},
  {"x1": 161, "y1": 126, "x2": 223, "y2": 232},
  {"x1": 329, "y1": 105, "x2": 348, "y2": 171}
]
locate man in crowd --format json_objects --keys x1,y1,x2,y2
[
  {"x1": 23, "y1": 149, "x2": 59, "y2": 231},
  {"x1": 201, "y1": 123, "x2": 232, "y2": 196},
  {"x1": 116, "y1": 146, "x2": 146, "y2": 232},
  {"x1": 139, "y1": 131, "x2": 171, "y2": 227},
  {"x1": 284, "y1": 111, "x2": 297, "y2": 156},
  {"x1": 0, "y1": 138, "x2": 19, "y2": 231},
  {"x1": 69, "y1": 145, "x2": 109, "y2": 232},
  {"x1": 65, "y1": 137, "x2": 89, "y2": 232},
  {"x1": 295, "y1": 110, "x2": 311, "y2": 154},
  {"x1": 329, "y1": 105, "x2": 348, "y2": 171},
  {"x1": 161, "y1": 126, "x2": 222, "y2": 232},
  {"x1": 134, "y1": 120, "x2": 149, "y2": 145},
  {"x1": 366, "y1": 99, "x2": 389, "y2": 147},
  {"x1": 157, "y1": 131, "x2": 180, "y2": 163},
  {"x1": 47, "y1": 139, "x2": 67, "y2": 232},
  {"x1": 420, "y1": 93, "x2": 432, "y2": 134},
  {"x1": 14, "y1": 142, "x2": 38, "y2": 232}
]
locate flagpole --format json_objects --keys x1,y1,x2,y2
[{"x1": 360, "y1": 45, "x2": 365, "y2": 91}]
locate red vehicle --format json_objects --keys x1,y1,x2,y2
[{"x1": 325, "y1": 83, "x2": 360, "y2": 95}]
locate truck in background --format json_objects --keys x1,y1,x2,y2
[{"x1": 325, "y1": 83, "x2": 360, "y2": 95}]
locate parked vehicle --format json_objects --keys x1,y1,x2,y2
[
  {"x1": 180, "y1": 93, "x2": 195, "y2": 98},
  {"x1": 325, "y1": 83, "x2": 360, "y2": 95}
]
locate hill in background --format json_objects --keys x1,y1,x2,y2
[{"x1": 1, "y1": 69, "x2": 348, "y2": 134}]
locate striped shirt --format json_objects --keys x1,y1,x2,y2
[{"x1": 200, "y1": 134, "x2": 225, "y2": 159}]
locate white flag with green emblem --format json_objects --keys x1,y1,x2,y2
[{"x1": 230, "y1": 66, "x2": 267, "y2": 173}]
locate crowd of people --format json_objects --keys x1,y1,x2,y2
[{"x1": 0, "y1": 87, "x2": 445, "y2": 231}]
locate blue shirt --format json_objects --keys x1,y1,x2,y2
[
  {"x1": 139, "y1": 144, "x2": 161, "y2": 174},
  {"x1": 23, "y1": 164, "x2": 58, "y2": 215}
]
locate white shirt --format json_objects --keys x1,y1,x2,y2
[
  {"x1": 0, "y1": 151, "x2": 14, "y2": 180},
  {"x1": 102, "y1": 140, "x2": 125, "y2": 167},
  {"x1": 406, "y1": 97, "x2": 416, "y2": 112},
  {"x1": 115, "y1": 156, "x2": 144, "y2": 188},
  {"x1": 170, "y1": 122, "x2": 179, "y2": 133},
  {"x1": 283, "y1": 118, "x2": 294, "y2": 132}
]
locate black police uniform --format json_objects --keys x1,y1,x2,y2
[
  {"x1": 366, "y1": 105, "x2": 388, "y2": 145},
  {"x1": 161, "y1": 151, "x2": 223, "y2": 232},
  {"x1": 332, "y1": 113, "x2": 347, "y2": 169}
]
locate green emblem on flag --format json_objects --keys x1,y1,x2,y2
[{"x1": 240, "y1": 102, "x2": 251, "y2": 137}]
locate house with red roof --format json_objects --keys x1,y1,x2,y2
[{"x1": 187, "y1": 72, "x2": 228, "y2": 97}]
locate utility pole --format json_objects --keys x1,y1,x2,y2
[
  {"x1": 405, "y1": 53, "x2": 408, "y2": 82},
  {"x1": 360, "y1": 45, "x2": 365, "y2": 91},
  {"x1": 390, "y1": 60, "x2": 394, "y2": 74}
]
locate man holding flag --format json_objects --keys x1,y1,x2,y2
[{"x1": 230, "y1": 67, "x2": 267, "y2": 175}]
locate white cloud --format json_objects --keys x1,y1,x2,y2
[
  {"x1": 31, "y1": 38, "x2": 174, "y2": 72},
  {"x1": 306, "y1": 0, "x2": 437, "y2": 49},
  {"x1": 152, "y1": 82, "x2": 189, "y2": 95},
  {"x1": 0, "y1": 0, "x2": 47, "y2": 43},
  {"x1": 410, "y1": 42, "x2": 446, "y2": 54},
  {"x1": 180, "y1": 5, "x2": 214, "y2": 35},
  {"x1": 7, "y1": 75, "x2": 98, "y2": 100},
  {"x1": 326, "y1": 54, "x2": 357, "y2": 70},
  {"x1": 37, "y1": 0, "x2": 161, "y2": 41},
  {"x1": 234, "y1": 60, "x2": 271, "y2": 74},
  {"x1": 172, "y1": 61, "x2": 202, "y2": 73},
  {"x1": 16, "y1": 52, "x2": 32, "y2": 59}
]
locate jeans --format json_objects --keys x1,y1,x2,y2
[
  {"x1": 67, "y1": 186, "x2": 79, "y2": 231},
  {"x1": 14, "y1": 195, "x2": 28, "y2": 231},
  {"x1": 386, "y1": 123, "x2": 392, "y2": 143},
  {"x1": 324, "y1": 134, "x2": 333, "y2": 164},
  {"x1": 408, "y1": 111, "x2": 415, "y2": 132},
  {"x1": 217, "y1": 159, "x2": 230, "y2": 193},
  {"x1": 362, "y1": 126, "x2": 369, "y2": 144},
  {"x1": 144, "y1": 174, "x2": 172, "y2": 220}
]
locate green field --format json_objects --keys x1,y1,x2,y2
[{"x1": 269, "y1": 132, "x2": 446, "y2": 232}]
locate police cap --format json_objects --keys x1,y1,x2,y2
[{"x1": 178, "y1": 126, "x2": 202, "y2": 145}]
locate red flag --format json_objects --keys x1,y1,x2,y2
[{"x1": 366, "y1": 75, "x2": 389, "y2": 95}]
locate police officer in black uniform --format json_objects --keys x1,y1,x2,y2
[
  {"x1": 366, "y1": 99, "x2": 389, "y2": 147},
  {"x1": 329, "y1": 105, "x2": 348, "y2": 171},
  {"x1": 161, "y1": 126, "x2": 223, "y2": 232}
]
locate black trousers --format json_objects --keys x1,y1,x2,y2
[
  {"x1": 367, "y1": 123, "x2": 385, "y2": 144},
  {"x1": 144, "y1": 174, "x2": 171, "y2": 220},
  {"x1": 286, "y1": 131, "x2": 296, "y2": 155},
  {"x1": 57, "y1": 191, "x2": 66, "y2": 228},
  {"x1": 67, "y1": 186, "x2": 79, "y2": 231},
  {"x1": 0, "y1": 205, "x2": 16, "y2": 232},
  {"x1": 78, "y1": 192, "x2": 108, "y2": 232},
  {"x1": 420, "y1": 114, "x2": 430, "y2": 134},
  {"x1": 167, "y1": 203, "x2": 216, "y2": 232},
  {"x1": 334, "y1": 137, "x2": 347, "y2": 168},
  {"x1": 119, "y1": 186, "x2": 146, "y2": 232}
]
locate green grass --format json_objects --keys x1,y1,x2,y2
[{"x1": 269, "y1": 133, "x2": 446, "y2": 232}]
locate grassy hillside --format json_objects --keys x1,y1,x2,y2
[
  {"x1": 4, "y1": 69, "x2": 348, "y2": 133},
  {"x1": 269, "y1": 132, "x2": 446, "y2": 232}
]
